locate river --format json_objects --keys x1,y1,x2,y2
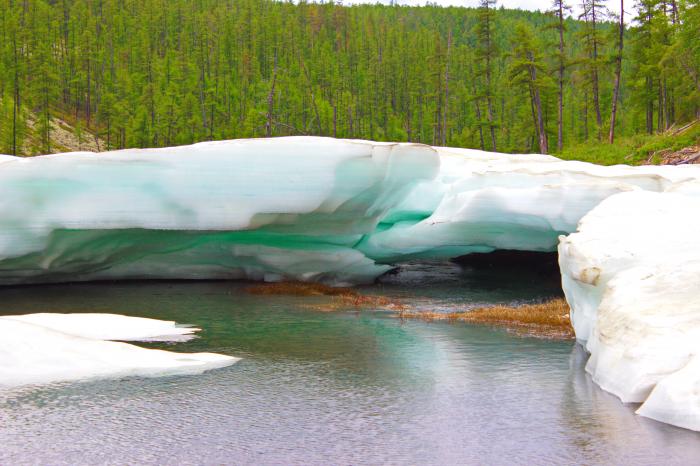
[{"x1": 0, "y1": 262, "x2": 697, "y2": 465}]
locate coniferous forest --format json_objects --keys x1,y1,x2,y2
[{"x1": 0, "y1": 0, "x2": 698, "y2": 156}]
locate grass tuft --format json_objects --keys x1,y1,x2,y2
[
  {"x1": 245, "y1": 282, "x2": 571, "y2": 338},
  {"x1": 397, "y1": 298, "x2": 574, "y2": 339}
]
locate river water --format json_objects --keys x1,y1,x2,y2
[{"x1": 0, "y1": 263, "x2": 698, "y2": 465}]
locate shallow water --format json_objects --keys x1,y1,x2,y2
[{"x1": 0, "y1": 263, "x2": 698, "y2": 465}]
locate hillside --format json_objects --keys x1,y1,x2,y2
[
  {"x1": 1, "y1": 0, "x2": 698, "y2": 157},
  {"x1": 22, "y1": 113, "x2": 103, "y2": 155}
]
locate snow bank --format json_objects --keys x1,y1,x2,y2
[
  {"x1": 0, "y1": 314, "x2": 238, "y2": 388},
  {"x1": 559, "y1": 191, "x2": 700, "y2": 431}
]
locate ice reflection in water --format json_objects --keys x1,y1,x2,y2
[{"x1": 0, "y1": 262, "x2": 697, "y2": 465}]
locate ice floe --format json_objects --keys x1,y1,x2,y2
[
  {"x1": 2, "y1": 313, "x2": 200, "y2": 342},
  {"x1": 0, "y1": 314, "x2": 238, "y2": 388}
]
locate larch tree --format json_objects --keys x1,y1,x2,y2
[
  {"x1": 609, "y1": 1, "x2": 625, "y2": 143},
  {"x1": 508, "y1": 23, "x2": 551, "y2": 154},
  {"x1": 548, "y1": 0, "x2": 571, "y2": 151},
  {"x1": 1, "y1": 0, "x2": 697, "y2": 156},
  {"x1": 475, "y1": 0, "x2": 499, "y2": 151},
  {"x1": 579, "y1": 0, "x2": 607, "y2": 140}
]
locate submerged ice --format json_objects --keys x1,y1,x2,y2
[{"x1": 1, "y1": 136, "x2": 699, "y2": 430}]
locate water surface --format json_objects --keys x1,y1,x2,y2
[{"x1": 0, "y1": 263, "x2": 697, "y2": 465}]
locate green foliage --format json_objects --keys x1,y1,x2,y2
[
  {"x1": 560, "y1": 122, "x2": 700, "y2": 165},
  {"x1": 0, "y1": 0, "x2": 697, "y2": 158}
]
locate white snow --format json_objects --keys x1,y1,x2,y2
[
  {"x1": 559, "y1": 191, "x2": 700, "y2": 431},
  {"x1": 2, "y1": 313, "x2": 200, "y2": 342},
  {"x1": 638, "y1": 355, "x2": 700, "y2": 431},
  {"x1": 0, "y1": 314, "x2": 238, "y2": 388}
]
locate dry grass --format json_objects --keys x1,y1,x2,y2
[
  {"x1": 397, "y1": 298, "x2": 574, "y2": 340},
  {"x1": 245, "y1": 281, "x2": 407, "y2": 311},
  {"x1": 245, "y1": 282, "x2": 571, "y2": 338}
]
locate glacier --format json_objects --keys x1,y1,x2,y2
[{"x1": 1, "y1": 136, "x2": 700, "y2": 430}]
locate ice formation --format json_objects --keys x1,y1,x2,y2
[
  {"x1": 0, "y1": 138, "x2": 438, "y2": 285},
  {"x1": 559, "y1": 191, "x2": 700, "y2": 431},
  {"x1": 359, "y1": 148, "x2": 700, "y2": 261},
  {"x1": 2, "y1": 313, "x2": 200, "y2": 342},
  {"x1": 0, "y1": 314, "x2": 238, "y2": 388},
  {"x1": 1, "y1": 136, "x2": 699, "y2": 430},
  {"x1": 2, "y1": 137, "x2": 699, "y2": 285}
]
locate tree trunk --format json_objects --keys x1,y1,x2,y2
[
  {"x1": 86, "y1": 56, "x2": 91, "y2": 128},
  {"x1": 583, "y1": 90, "x2": 589, "y2": 140},
  {"x1": 658, "y1": 81, "x2": 663, "y2": 132},
  {"x1": 670, "y1": 0, "x2": 679, "y2": 23},
  {"x1": 484, "y1": 4, "x2": 497, "y2": 151},
  {"x1": 443, "y1": 31, "x2": 452, "y2": 146},
  {"x1": 557, "y1": 1, "x2": 564, "y2": 151},
  {"x1": 265, "y1": 53, "x2": 277, "y2": 137},
  {"x1": 528, "y1": 55, "x2": 547, "y2": 154},
  {"x1": 12, "y1": 35, "x2": 20, "y2": 156},
  {"x1": 486, "y1": 96, "x2": 497, "y2": 151},
  {"x1": 468, "y1": 60, "x2": 485, "y2": 150},
  {"x1": 646, "y1": 77, "x2": 654, "y2": 134},
  {"x1": 474, "y1": 98, "x2": 485, "y2": 151},
  {"x1": 590, "y1": 5, "x2": 602, "y2": 139},
  {"x1": 608, "y1": 0, "x2": 624, "y2": 144}
]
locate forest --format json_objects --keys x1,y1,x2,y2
[{"x1": 0, "y1": 0, "x2": 698, "y2": 157}]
